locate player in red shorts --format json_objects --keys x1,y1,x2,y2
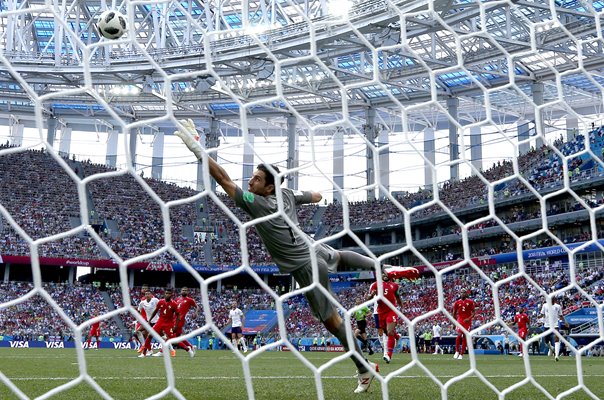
[
  {"x1": 85, "y1": 319, "x2": 102, "y2": 349},
  {"x1": 173, "y1": 287, "x2": 200, "y2": 358},
  {"x1": 368, "y1": 270, "x2": 405, "y2": 364},
  {"x1": 452, "y1": 289, "x2": 475, "y2": 360},
  {"x1": 510, "y1": 307, "x2": 530, "y2": 357},
  {"x1": 139, "y1": 288, "x2": 179, "y2": 358}
]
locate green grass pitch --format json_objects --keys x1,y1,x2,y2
[{"x1": 1, "y1": 348, "x2": 603, "y2": 399}]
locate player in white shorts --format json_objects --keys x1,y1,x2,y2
[
  {"x1": 137, "y1": 290, "x2": 159, "y2": 355},
  {"x1": 541, "y1": 297, "x2": 568, "y2": 361},
  {"x1": 226, "y1": 301, "x2": 247, "y2": 352}
]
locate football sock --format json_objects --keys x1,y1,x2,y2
[
  {"x1": 382, "y1": 334, "x2": 388, "y2": 354},
  {"x1": 461, "y1": 336, "x2": 467, "y2": 355},
  {"x1": 331, "y1": 322, "x2": 368, "y2": 373},
  {"x1": 339, "y1": 251, "x2": 375, "y2": 270},
  {"x1": 142, "y1": 336, "x2": 152, "y2": 352},
  {"x1": 387, "y1": 334, "x2": 396, "y2": 357},
  {"x1": 136, "y1": 331, "x2": 144, "y2": 344},
  {"x1": 555, "y1": 342, "x2": 560, "y2": 357}
]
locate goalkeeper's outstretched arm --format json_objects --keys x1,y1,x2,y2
[{"x1": 175, "y1": 119, "x2": 238, "y2": 198}]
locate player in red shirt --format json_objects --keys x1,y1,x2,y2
[
  {"x1": 139, "y1": 288, "x2": 179, "y2": 357},
  {"x1": 173, "y1": 287, "x2": 200, "y2": 357},
  {"x1": 452, "y1": 289, "x2": 475, "y2": 360},
  {"x1": 368, "y1": 270, "x2": 404, "y2": 364},
  {"x1": 510, "y1": 307, "x2": 530, "y2": 357},
  {"x1": 85, "y1": 319, "x2": 102, "y2": 349}
]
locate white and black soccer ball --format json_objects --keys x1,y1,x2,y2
[{"x1": 96, "y1": 10, "x2": 127, "y2": 40}]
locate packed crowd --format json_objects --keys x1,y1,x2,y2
[
  {"x1": 0, "y1": 281, "x2": 121, "y2": 340},
  {"x1": 2, "y1": 128, "x2": 604, "y2": 269},
  {"x1": 81, "y1": 161, "x2": 201, "y2": 264},
  {"x1": 0, "y1": 147, "x2": 98, "y2": 258},
  {"x1": 0, "y1": 147, "x2": 319, "y2": 267},
  {"x1": 272, "y1": 261, "x2": 604, "y2": 342},
  {"x1": 0, "y1": 258, "x2": 602, "y2": 344},
  {"x1": 318, "y1": 130, "x2": 604, "y2": 238}
]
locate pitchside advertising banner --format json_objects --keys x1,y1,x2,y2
[
  {"x1": 0, "y1": 341, "x2": 163, "y2": 350},
  {"x1": 564, "y1": 308, "x2": 599, "y2": 325},
  {"x1": 0, "y1": 341, "x2": 348, "y2": 352},
  {"x1": 0, "y1": 340, "x2": 346, "y2": 353},
  {"x1": 283, "y1": 345, "x2": 345, "y2": 352},
  {"x1": 0, "y1": 255, "x2": 280, "y2": 274},
  {"x1": 4, "y1": 237, "x2": 603, "y2": 274}
]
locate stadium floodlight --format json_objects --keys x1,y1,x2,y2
[
  {"x1": 379, "y1": 24, "x2": 401, "y2": 47},
  {"x1": 195, "y1": 75, "x2": 217, "y2": 92},
  {"x1": 142, "y1": 75, "x2": 155, "y2": 94},
  {"x1": 109, "y1": 85, "x2": 139, "y2": 96},
  {"x1": 252, "y1": 59, "x2": 274, "y2": 81}
]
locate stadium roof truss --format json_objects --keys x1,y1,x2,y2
[{"x1": 0, "y1": 0, "x2": 604, "y2": 132}]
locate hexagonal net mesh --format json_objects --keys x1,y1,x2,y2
[{"x1": 1, "y1": 0, "x2": 604, "y2": 399}]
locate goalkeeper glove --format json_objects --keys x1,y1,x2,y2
[{"x1": 174, "y1": 119, "x2": 203, "y2": 160}]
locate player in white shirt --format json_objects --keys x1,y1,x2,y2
[
  {"x1": 136, "y1": 290, "x2": 160, "y2": 355},
  {"x1": 372, "y1": 301, "x2": 385, "y2": 355},
  {"x1": 432, "y1": 323, "x2": 444, "y2": 354},
  {"x1": 540, "y1": 297, "x2": 568, "y2": 361},
  {"x1": 226, "y1": 301, "x2": 247, "y2": 352}
]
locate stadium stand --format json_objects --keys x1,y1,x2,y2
[{"x1": 1, "y1": 131, "x2": 604, "y2": 348}]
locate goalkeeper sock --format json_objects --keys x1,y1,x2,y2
[
  {"x1": 331, "y1": 321, "x2": 368, "y2": 373},
  {"x1": 339, "y1": 251, "x2": 375, "y2": 270}
]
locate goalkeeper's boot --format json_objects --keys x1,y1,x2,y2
[
  {"x1": 354, "y1": 362, "x2": 379, "y2": 393},
  {"x1": 188, "y1": 346, "x2": 196, "y2": 358},
  {"x1": 382, "y1": 354, "x2": 391, "y2": 364}
]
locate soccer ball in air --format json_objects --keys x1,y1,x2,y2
[{"x1": 96, "y1": 10, "x2": 127, "y2": 40}]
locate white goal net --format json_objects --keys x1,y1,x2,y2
[{"x1": 1, "y1": 0, "x2": 604, "y2": 399}]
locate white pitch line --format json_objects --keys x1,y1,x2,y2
[{"x1": 8, "y1": 374, "x2": 604, "y2": 381}]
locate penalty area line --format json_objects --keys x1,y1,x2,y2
[{"x1": 8, "y1": 374, "x2": 604, "y2": 381}]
